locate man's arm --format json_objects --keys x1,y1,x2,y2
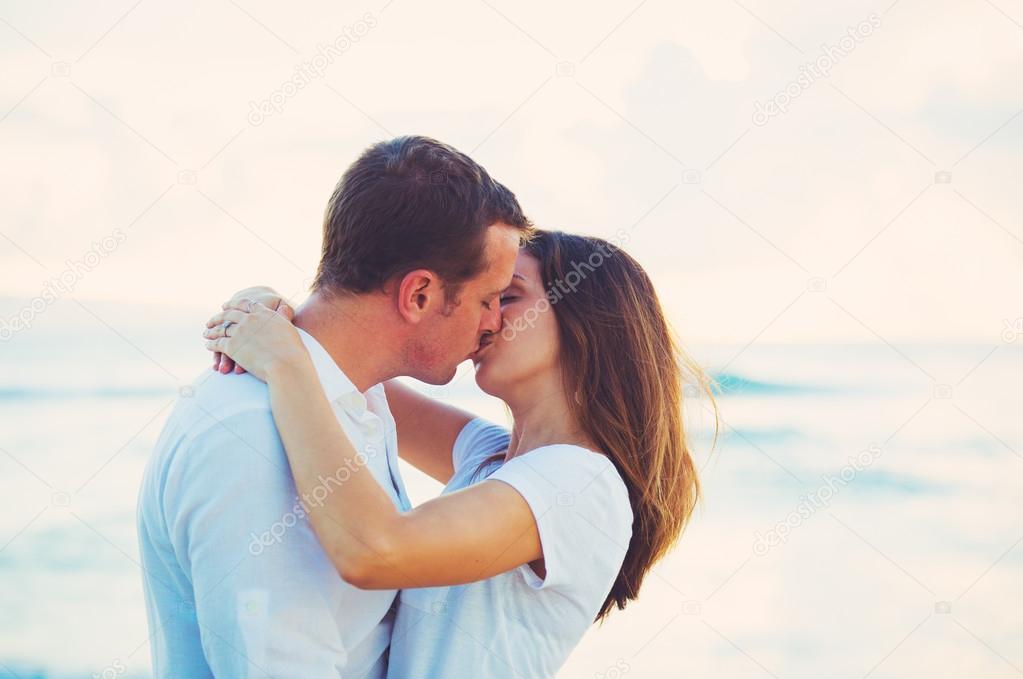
[
  {"x1": 164, "y1": 409, "x2": 377, "y2": 676},
  {"x1": 383, "y1": 379, "x2": 475, "y2": 483}
]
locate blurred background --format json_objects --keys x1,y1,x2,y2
[{"x1": 1, "y1": 0, "x2": 1021, "y2": 676}]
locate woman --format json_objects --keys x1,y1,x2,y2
[{"x1": 203, "y1": 230, "x2": 717, "y2": 676}]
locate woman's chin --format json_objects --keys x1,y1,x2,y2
[{"x1": 473, "y1": 361, "x2": 503, "y2": 398}]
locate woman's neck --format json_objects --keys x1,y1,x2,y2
[{"x1": 504, "y1": 378, "x2": 598, "y2": 459}]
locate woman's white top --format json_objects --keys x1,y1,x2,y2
[{"x1": 388, "y1": 418, "x2": 634, "y2": 678}]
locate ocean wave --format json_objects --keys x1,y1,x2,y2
[
  {"x1": 0, "y1": 386, "x2": 176, "y2": 401},
  {"x1": 711, "y1": 372, "x2": 837, "y2": 396}
]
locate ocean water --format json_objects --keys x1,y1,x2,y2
[{"x1": 1, "y1": 299, "x2": 1021, "y2": 678}]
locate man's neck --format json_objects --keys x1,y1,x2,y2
[{"x1": 293, "y1": 289, "x2": 397, "y2": 393}]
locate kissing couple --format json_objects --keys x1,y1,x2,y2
[{"x1": 137, "y1": 136, "x2": 715, "y2": 677}]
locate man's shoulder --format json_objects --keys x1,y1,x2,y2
[
  {"x1": 172, "y1": 368, "x2": 273, "y2": 434},
  {"x1": 145, "y1": 370, "x2": 290, "y2": 506},
  {"x1": 150, "y1": 369, "x2": 286, "y2": 478}
]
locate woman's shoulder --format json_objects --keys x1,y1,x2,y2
[
  {"x1": 495, "y1": 443, "x2": 633, "y2": 524},
  {"x1": 451, "y1": 417, "x2": 511, "y2": 478},
  {"x1": 487, "y1": 442, "x2": 634, "y2": 595},
  {"x1": 521, "y1": 443, "x2": 625, "y2": 484}
]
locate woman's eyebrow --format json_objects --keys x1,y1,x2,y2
[
  {"x1": 503, "y1": 275, "x2": 527, "y2": 291},
  {"x1": 494, "y1": 274, "x2": 526, "y2": 297}
]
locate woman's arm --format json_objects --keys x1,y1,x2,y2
[
  {"x1": 205, "y1": 303, "x2": 541, "y2": 590},
  {"x1": 210, "y1": 286, "x2": 477, "y2": 484}
]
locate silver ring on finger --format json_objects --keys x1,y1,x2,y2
[{"x1": 222, "y1": 321, "x2": 234, "y2": 337}]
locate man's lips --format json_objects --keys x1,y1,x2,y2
[{"x1": 470, "y1": 338, "x2": 494, "y2": 360}]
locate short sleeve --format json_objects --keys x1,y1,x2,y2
[
  {"x1": 451, "y1": 418, "x2": 511, "y2": 476},
  {"x1": 487, "y1": 445, "x2": 633, "y2": 594}
]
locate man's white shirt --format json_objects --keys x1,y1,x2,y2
[{"x1": 137, "y1": 329, "x2": 411, "y2": 678}]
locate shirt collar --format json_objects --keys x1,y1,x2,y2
[{"x1": 296, "y1": 328, "x2": 369, "y2": 414}]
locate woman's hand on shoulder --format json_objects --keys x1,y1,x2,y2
[
  {"x1": 203, "y1": 299, "x2": 307, "y2": 382},
  {"x1": 208, "y1": 286, "x2": 295, "y2": 374}
]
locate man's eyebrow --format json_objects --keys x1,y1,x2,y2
[{"x1": 511, "y1": 273, "x2": 526, "y2": 281}]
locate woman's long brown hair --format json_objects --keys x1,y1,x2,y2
[{"x1": 523, "y1": 230, "x2": 719, "y2": 621}]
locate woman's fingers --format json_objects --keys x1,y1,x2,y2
[
  {"x1": 224, "y1": 288, "x2": 284, "y2": 313},
  {"x1": 202, "y1": 299, "x2": 283, "y2": 378},
  {"x1": 207, "y1": 302, "x2": 251, "y2": 327},
  {"x1": 205, "y1": 325, "x2": 229, "y2": 340},
  {"x1": 204, "y1": 303, "x2": 278, "y2": 341},
  {"x1": 218, "y1": 353, "x2": 233, "y2": 373},
  {"x1": 199, "y1": 300, "x2": 301, "y2": 383},
  {"x1": 276, "y1": 301, "x2": 295, "y2": 322},
  {"x1": 204, "y1": 325, "x2": 232, "y2": 340},
  {"x1": 205, "y1": 337, "x2": 228, "y2": 353},
  {"x1": 204, "y1": 308, "x2": 250, "y2": 331},
  {"x1": 223, "y1": 298, "x2": 255, "y2": 312}
]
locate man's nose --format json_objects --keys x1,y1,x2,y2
[{"x1": 481, "y1": 304, "x2": 502, "y2": 335}]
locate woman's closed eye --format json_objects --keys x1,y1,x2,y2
[{"x1": 499, "y1": 295, "x2": 519, "y2": 305}]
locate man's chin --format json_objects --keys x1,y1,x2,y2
[{"x1": 414, "y1": 363, "x2": 460, "y2": 387}]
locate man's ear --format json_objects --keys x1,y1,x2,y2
[{"x1": 395, "y1": 269, "x2": 440, "y2": 323}]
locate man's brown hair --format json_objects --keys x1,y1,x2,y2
[{"x1": 314, "y1": 136, "x2": 532, "y2": 297}]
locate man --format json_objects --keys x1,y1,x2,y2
[{"x1": 137, "y1": 136, "x2": 532, "y2": 677}]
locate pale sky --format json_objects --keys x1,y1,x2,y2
[{"x1": 1, "y1": 0, "x2": 1021, "y2": 344}]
